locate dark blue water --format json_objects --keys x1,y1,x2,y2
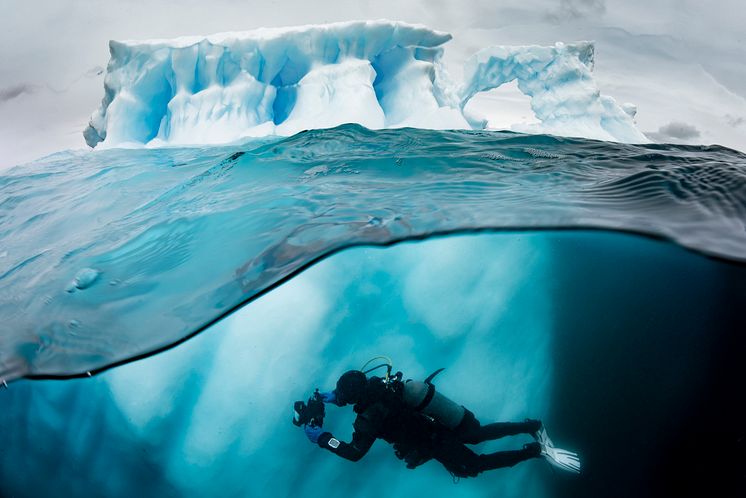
[{"x1": 1, "y1": 126, "x2": 745, "y2": 497}]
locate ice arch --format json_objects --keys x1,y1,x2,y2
[
  {"x1": 462, "y1": 80, "x2": 540, "y2": 131},
  {"x1": 459, "y1": 42, "x2": 647, "y2": 143}
]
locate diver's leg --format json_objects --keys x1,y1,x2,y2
[
  {"x1": 476, "y1": 419, "x2": 541, "y2": 441},
  {"x1": 431, "y1": 438, "x2": 483, "y2": 478},
  {"x1": 457, "y1": 410, "x2": 541, "y2": 444},
  {"x1": 433, "y1": 440, "x2": 542, "y2": 477},
  {"x1": 477, "y1": 442, "x2": 542, "y2": 470}
]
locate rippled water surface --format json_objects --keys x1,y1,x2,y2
[{"x1": 1, "y1": 125, "x2": 745, "y2": 379}]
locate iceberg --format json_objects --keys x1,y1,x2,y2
[
  {"x1": 84, "y1": 21, "x2": 645, "y2": 147},
  {"x1": 3, "y1": 19, "x2": 743, "y2": 498},
  {"x1": 460, "y1": 42, "x2": 649, "y2": 143},
  {"x1": 1, "y1": 21, "x2": 744, "y2": 496},
  {"x1": 84, "y1": 21, "x2": 468, "y2": 148}
]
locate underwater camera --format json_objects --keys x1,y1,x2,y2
[{"x1": 293, "y1": 389, "x2": 326, "y2": 428}]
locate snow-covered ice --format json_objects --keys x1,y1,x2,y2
[
  {"x1": 460, "y1": 42, "x2": 649, "y2": 143},
  {"x1": 84, "y1": 21, "x2": 647, "y2": 147}
]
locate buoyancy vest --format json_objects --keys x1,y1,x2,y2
[
  {"x1": 354, "y1": 377, "x2": 433, "y2": 445},
  {"x1": 360, "y1": 369, "x2": 467, "y2": 431},
  {"x1": 357, "y1": 370, "x2": 467, "y2": 469}
]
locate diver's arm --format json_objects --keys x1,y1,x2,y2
[{"x1": 316, "y1": 416, "x2": 377, "y2": 462}]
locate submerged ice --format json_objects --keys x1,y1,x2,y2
[
  {"x1": 1, "y1": 233, "x2": 556, "y2": 498},
  {"x1": 2, "y1": 231, "x2": 744, "y2": 497},
  {"x1": 84, "y1": 21, "x2": 645, "y2": 147}
]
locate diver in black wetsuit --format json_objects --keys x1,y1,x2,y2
[{"x1": 302, "y1": 370, "x2": 543, "y2": 478}]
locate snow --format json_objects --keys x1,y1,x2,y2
[{"x1": 85, "y1": 21, "x2": 646, "y2": 148}]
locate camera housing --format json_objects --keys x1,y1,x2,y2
[{"x1": 292, "y1": 389, "x2": 326, "y2": 427}]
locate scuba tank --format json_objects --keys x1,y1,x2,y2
[
  {"x1": 361, "y1": 358, "x2": 466, "y2": 430},
  {"x1": 402, "y1": 368, "x2": 465, "y2": 429}
]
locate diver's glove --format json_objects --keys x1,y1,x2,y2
[
  {"x1": 319, "y1": 391, "x2": 337, "y2": 404},
  {"x1": 304, "y1": 424, "x2": 324, "y2": 444}
]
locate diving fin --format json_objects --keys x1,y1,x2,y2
[{"x1": 535, "y1": 426, "x2": 581, "y2": 474}]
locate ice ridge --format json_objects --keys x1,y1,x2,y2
[{"x1": 84, "y1": 21, "x2": 646, "y2": 147}]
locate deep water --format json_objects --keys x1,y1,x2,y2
[
  {"x1": 0, "y1": 231, "x2": 744, "y2": 498},
  {"x1": 1, "y1": 126, "x2": 746, "y2": 497}
]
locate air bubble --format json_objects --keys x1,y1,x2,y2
[{"x1": 65, "y1": 268, "x2": 101, "y2": 293}]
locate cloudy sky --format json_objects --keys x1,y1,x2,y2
[{"x1": 1, "y1": 0, "x2": 744, "y2": 169}]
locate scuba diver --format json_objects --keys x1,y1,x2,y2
[{"x1": 293, "y1": 358, "x2": 580, "y2": 478}]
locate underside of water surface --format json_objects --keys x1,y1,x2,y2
[{"x1": 1, "y1": 230, "x2": 744, "y2": 498}]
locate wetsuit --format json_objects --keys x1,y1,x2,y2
[{"x1": 315, "y1": 377, "x2": 541, "y2": 477}]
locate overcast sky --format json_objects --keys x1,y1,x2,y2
[{"x1": 1, "y1": 0, "x2": 745, "y2": 169}]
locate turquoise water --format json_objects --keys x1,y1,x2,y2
[
  {"x1": 1, "y1": 126, "x2": 745, "y2": 497},
  {"x1": 1, "y1": 125, "x2": 744, "y2": 380}
]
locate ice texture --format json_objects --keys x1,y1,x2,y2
[
  {"x1": 0, "y1": 233, "x2": 555, "y2": 498},
  {"x1": 84, "y1": 21, "x2": 646, "y2": 147},
  {"x1": 460, "y1": 42, "x2": 649, "y2": 143},
  {"x1": 2, "y1": 231, "x2": 744, "y2": 497},
  {"x1": 84, "y1": 21, "x2": 468, "y2": 148}
]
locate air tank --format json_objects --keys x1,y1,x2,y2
[{"x1": 402, "y1": 380, "x2": 465, "y2": 429}]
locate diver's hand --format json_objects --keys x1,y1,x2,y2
[
  {"x1": 304, "y1": 424, "x2": 323, "y2": 444},
  {"x1": 319, "y1": 391, "x2": 336, "y2": 404}
]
